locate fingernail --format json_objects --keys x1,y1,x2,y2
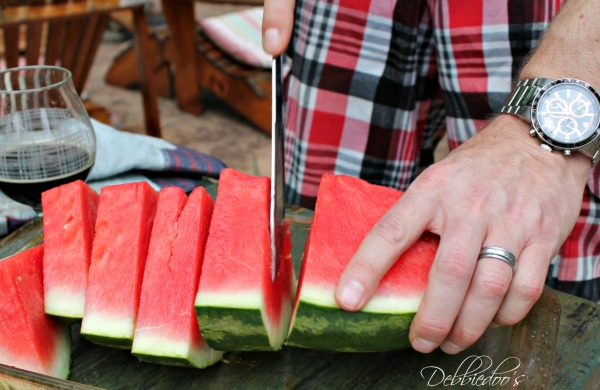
[
  {"x1": 337, "y1": 280, "x2": 365, "y2": 310},
  {"x1": 263, "y1": 27, "x2": 282, "y2": 54},
  {"x1": 412, "y1": 338, "x2": 438, "y2": 353},
  {"x1": 440, "y1": 340, "x2": 463, "y2": 355}
]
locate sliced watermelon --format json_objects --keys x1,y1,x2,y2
[
  {"x1": 42, "y1": 180, "x2": 99, "y2": 321},
  {"x1": 0, "y1": 245, "x2": 71, "y2": 379},
  {"x1": 286, "y1": 174, "x2": 439, "y2": 352},
  {"x1": 81, "y1": 182, "x2": 158, "y2": 348},
  {"x1": 195, "y1": 168, "x2": 294, "y2": 351},
  {"x1": 132, "y1": 186, "x2": 223, "y2": 368}
]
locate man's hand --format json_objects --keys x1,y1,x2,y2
[
  {"x1": 262, "y1": 0, "x2": 295, "y2": 55},
  {"x1": 334, "y1": 114, "x2": 591, "y2": 354}
]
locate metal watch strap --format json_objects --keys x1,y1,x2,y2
[
  {"x1": 501, "y1": 77, "x2": 600, "y2": 166},
  {"x1": 583, "y1": 137, "x2": 600, "y2": 166},
  {"x1": 500, "y1": 78, "x2": 554, "y2": 120}
]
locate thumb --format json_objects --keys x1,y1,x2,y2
[{"x1": 262, "y1": 0, "x2": 296, "y2": 55}]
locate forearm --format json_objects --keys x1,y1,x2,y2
[
  {"x1": 506, "y1": 0, "x2": 598, "y2": 179},
  {"x1": 521, "y1": 0, "x2": 600, "y2": 87}
]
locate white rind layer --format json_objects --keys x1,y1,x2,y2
[
  {"x1": 49, "y1": 326, "x2": 71, "y2": 379},
  {"x1": 300, "y1": 283, "x2": 422, "y2": 313},
  {"x1": 44, "y1": 287, "x2": 86, "y2": 318},
  {"x1": 195, "y1": 289, "x2": 263, "y2": 309},
  {"x1": 132, "y1": 334, "x2": 223, "y2": 368},
  {"x1": 80, "y1": 312, "x2": 135, "y2": 340}
]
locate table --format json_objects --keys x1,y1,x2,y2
[{"x1": 0, "y1": 206, "x2": 598, "y2": 389}]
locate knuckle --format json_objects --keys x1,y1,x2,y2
[
  {"x1": 371, "y1": 214, "x2": 407, "y2": 246},
  {"x1": 418, "y1": 166, "x2": 442, "y2": 187},
  {"x1": 447, "y1": 327, "x2": 482, "y2": 348},
  {"x1": 349, "y1": 258, "x2": 379, "y2": 279},
  {"x1": 436, "y1": 252, "x2": 472, "y2": 281},
  {"x1": 474, "y1": 273, "x2": 511, "y2": 301},
  {"x1": 495, "y1": 311, "x2": 525, "y2": 326},
  {"x1": 416, "y1": 317, "x2": 453, "y2": 342},
  {"x1": 513, "y1": 280, "x2": 544, "y2": 303},
  {"x1": 495, "y1": 282, "x2": 544, "y2": 326}
]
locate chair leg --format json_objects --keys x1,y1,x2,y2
[
  {"x1": 131, "y1": 5, "x2": 162, "y2": 138},
  {"x1": 161, "y1": 0, "x2": 203, "y2": 116}
]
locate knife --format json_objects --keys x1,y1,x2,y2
[{"x1": 270, "y1": 56, "x2": 285, "y2": 282}]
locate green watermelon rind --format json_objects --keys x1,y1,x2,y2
[
  {"x1": 132, "y1": 335, "x2": 224, "y2": 369},
  {"x1": 80, "y1": 333, "x2": 133, "y2": 349},
  {"x1": 195, "y1": 306, "x2": 273, "y2": 351},
  {"x1": 195, "y1": 273, "x2": 294, "y2": 352},
  {"x1": 285, "y1": 300, "x2": 414, "y2": 352}
]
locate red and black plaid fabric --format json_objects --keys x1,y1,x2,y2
[{"x1": 283, "y1": 0, "x2": 600, "y2": 302}]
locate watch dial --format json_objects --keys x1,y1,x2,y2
[{"x1": 534, "y1": 81, "x2": 600, "y2": 146}]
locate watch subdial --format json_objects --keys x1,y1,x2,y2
[
  {"x1": 555, "y1": 117, "x2": 582, "y2": 140},
  {"x1": 544, "y1": 97, "x2": 568, "y2": 117},
  {"x1": 569, "y1": 98, "x2": 592, "y2": 118}
]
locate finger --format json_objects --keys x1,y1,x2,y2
[
  {"x1": 262, "y1": 0, "x2": 296, "y2": 55},
  {"x1": 493, "y1": 243, "x2": 552, "y2": 326},
  {"x1": 408, "y1": 217, "x2": 485, "y2": 353},
  {"x1": 334, "y1": 191, "x2": 435, "y2": 312},
  {"x1": 440, "y1": 247, "x2": 516, "y2": 354}
]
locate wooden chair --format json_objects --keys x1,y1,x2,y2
[
  {"x1": 0, "y1": 0, "x2": 162, "y2": 137},
  {"x1": 161, "y1": 0, "x2": 271, "y2": 134}
]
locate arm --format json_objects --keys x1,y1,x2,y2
[{"x1": 335, "y1": 0, "x2": 597, "y2": 354}]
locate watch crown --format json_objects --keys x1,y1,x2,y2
[
  {"x1": 563, "y1": 150, "x2": 572, "y2": 156},
  {"x1": 529, "y1": 129, "x2": 536, "y2": 137},
  {"x1": 540, "y1": 144, "x2": 553, "y2": 153}
]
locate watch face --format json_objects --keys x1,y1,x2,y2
[{"x1": 532, "y1": 79, "x2": 600, "y2": 148}]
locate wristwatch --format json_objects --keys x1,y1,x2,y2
[{"x1": 501, "y1": 77, "x2": 600, "y2": 165}]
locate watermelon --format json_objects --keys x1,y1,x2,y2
[
  {"x1": 42, "y1": 180, "x2": 99, "y2": 321},
  {"x1": 132, "y1": 186, "x2": 223, "y2": 368},
  {"x1": 0, "y1": 245, "x2": 71, "y2": 379},
  {"x1": 194, "y1": 168, "x2": 294, "y2": 351},
  {"x1": 286, "y1": 174, "x2": 439, "y2": 352},
  {"x1": 81, "y1": 182, "x2": 158, "y2": 348}
]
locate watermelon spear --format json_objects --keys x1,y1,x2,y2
[
  {"x1": 132, "y1": 186, "x2": 223, "y2": 368},
  {"x1": 42, "y1": 180, "x2": 99, "y2": 321},
  {"x1": 0, "y1": 245, "x2": 71, "y2": 379},
  {"x1": 194, "y1": 168, "x2": 295, "y2": 351},
  {"x1": 81, "y1": 182, "x2": 159, "y2": 348},
  {"x1": 286, "y1": 174, "x2": 439, "y2": 352}
]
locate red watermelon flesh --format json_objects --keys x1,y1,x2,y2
[
  {"x1": 286, "y1": 174, "x2": 439, "y2": 352},
  {"x1": 81, "y1": 182, "x2": 158, "y2": 348},
  {"x1": 0, "y1": 245, "x2": 71, "y2": 379},
  {"x1": 132, "y1": 186, "x2": 223, "y2": 368},
  {"x1": 42, "y1": 180, "x2": 99, "y2": 321},
  {"x1": 195, "y1": 168, "x2": 294, "y2": 351}
]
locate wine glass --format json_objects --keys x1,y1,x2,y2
[{"x1": 0, "y1": 65, "x2": 96, "y2": 211}]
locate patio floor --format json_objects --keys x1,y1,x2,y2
[{"x1": 85, "y1": 6, "x2": 271, "y2": 178}]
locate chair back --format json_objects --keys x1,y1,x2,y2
[{"x1": 0, "y1": 0, "x2": 110, "y2": 94}]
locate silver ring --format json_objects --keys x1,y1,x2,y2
[{"x1": 478, "y1": 246, "x2": 517, "y2": 273}]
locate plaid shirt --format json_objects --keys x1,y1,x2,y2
[{"x1": 284, "y1": 0, "x2": 600, "y2": 302}]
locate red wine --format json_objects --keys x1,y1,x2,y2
[{"x1": 0, "y1": 144, "x2": 94, "y2": 209}]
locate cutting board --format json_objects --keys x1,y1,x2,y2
[{"x1": 0, "y1": 208, "x2": 564, "y2": 389}]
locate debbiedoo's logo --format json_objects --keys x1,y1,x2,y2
[{"x1": 420, "y1": 355, "x2": 526, "y2": 387}]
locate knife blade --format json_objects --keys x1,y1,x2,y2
[{"x1": 270, "y1": 56, "x2": 285, "y2": 282}]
